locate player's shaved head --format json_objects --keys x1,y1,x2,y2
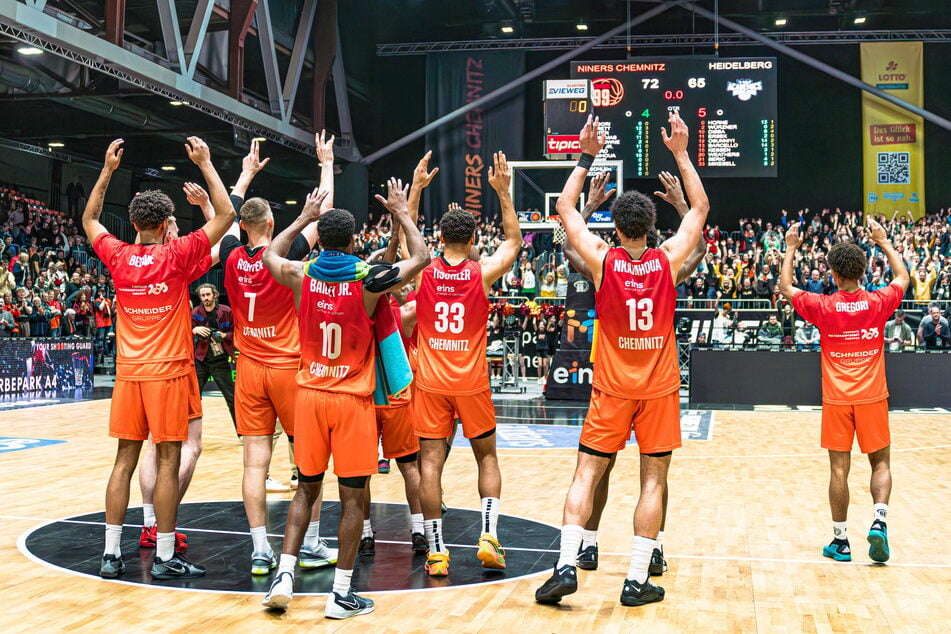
[
  {"x1": 317, "y1": 208, "x2": 355, "y2": 251},
  {"x1": 129, "y1": 190, "x2": 174, "y2": 231},
  {"x1": 440, "y1": 209, "x2": 476, "y2": 245},
  {"x1": 611, "y1": 191, "x2": 656, "y2": 241},
  {"x1": 828, "y1": 243, "x2": 867, "y2": 282},
  {"x1": 240, "y1": 197, "x2": 273, "y2": 226}
]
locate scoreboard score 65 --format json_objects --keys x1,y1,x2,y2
[{"x1": 570, "y1": 57, "x2": 778, "y2": 178}]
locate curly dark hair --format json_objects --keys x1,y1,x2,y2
[
  {"x1": 317, "y1": 208, "x2": 355, "y2": 251},
  {"x1": 828, "y1": 242, "x2": 867, "y2": 281},
  {"x1": 611, "y1": 191, "x2": 656, "y2": 240},
  {"x1": 440, "y1": 208, "x2": 476, "y2": 245},
  {"x1": 128, "y1": 190, "x2": 174, "y2": 230}
]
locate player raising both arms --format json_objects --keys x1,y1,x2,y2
[
  {"x1": 261, "y1": 179, "x2": 430, "y2": 620},
  {"x1": 564, "y1": 169, "x2": 707, "y2": 577},
  {"x1": 85, "y1": 137, "x2": 235, "y2": 579},
  {"x1": 535, "y1": 112, "x2": 708, "y2": 607},
  {"x1": 780, "y1": 218, "x2": 909, "y2": 563},
  {"x1": 414, "y1": 151, "x2": 522, "y2": 577}
]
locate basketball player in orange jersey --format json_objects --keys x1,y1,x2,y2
[
  {"x1": 134, "y1": 140, "x2": 279, "y2": 556},
  {"x1": 84, "y1": 137, "x2": 236, "y2": 579},
  {"x1": 535, "y1": 112, "x2": 709, "y2": 607},
  {"x1": 780, "y1": 218, "x2": 909, "y2": 564},
  {"x1": 564, "y1": 169, "x2": 707, "y2": 577},
  {"x1": 360, "y1": 239, "x2": 426, "y2": 556},
  {"x1": 413, "y1": 151, "x2": 522, "y2": 577},
  {"x1": 215, "y1": 133, "x2": 339, "y2": 576},
  {"x1": 261, "y1": 179, "x2": 430, "y2": 619}
]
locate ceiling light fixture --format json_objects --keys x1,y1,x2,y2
[
  {"x1": 47, "y1": 142, "x2": 65, "y2": 148},
  {"x1": 576, "y1": 22, "x2": 588, "y2": 31},
  {"x1": 169, "y1": 100, "x2": 187, "y2": 106},
  {"x1": 284, "y1": 200, "x2": 297, "y2": 205},
  {"x1": 252, "y1": 137, "x2": 267, "y2": 143},
  {"x1": 500, "y1": 22, "x2": 514, "y2": 34},
  {"x1": 17, "y1": 46, "x2": 44, "y2": 56},
  {"x1": 854, "y1": 16, "x2": 867, "y2": 24},
  {"x1": 774, "y1": 18, "x2": 787, "y2": 26},
  {"x1": 160, "y1": 165, "x2": 176, "y2": 172}
]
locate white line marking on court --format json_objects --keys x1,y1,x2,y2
[{"x1": 497, "y1": 444, "x2": 951, "y2": 460}]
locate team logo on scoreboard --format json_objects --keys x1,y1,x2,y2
[
  {"x1": 726, "y1": 79, "x2": 763, "y2": 101},
  {"x1": 591, "y1": 77, "x2": 625, "y2": 107},
  {"x1": 546, "y1": 135, "x2": 581, "y2": 154},
  {"x1": 546, "y1": 80, "x2": 589, "y2": 99}
]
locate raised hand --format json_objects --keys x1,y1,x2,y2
[
  {"x1": 661, "y1": 110, "x2": 689, "y2": 154},
  {"x1": 182, "y1": 182, "x2": 209, "y2": 207},
  {"x1": 587, "y1": 170, "x2": 616, "y2": 209},
  {"x1": 785, "y1": 222, "x2": 804, "y2": 250},
  {"x1": 487, "y1": 151, "x2": 511, "y2": 191},
  {"x1": 867, "y1": 218, "x2": 888, "y2": 244},
  {"x1": 374, "y1": 177, "x2": 410, "y2": 216},
  {"x1": 185, "y1": 136, "x2": 211, "y2": 166},
  {"x1": 315, "y1": 129, "x2": 335, "y2": 164},
  {"x1": 448, "y1": 202, "x2": 465, "y2": 213},
  {"x1": 243, "y1": 138, "x2": 270, "y2": 174},
  {"x1": 579, "y1": 114, "x2": 606, "y2": 156},
  {"x1": 300, "y1": 187, "x2": 329, "y2": 224},
  {"x1": 412, "y1": 151, "x2": 439, "y2": 189},
  {"x1": 104, "y1": 139, "x2": 124, "y2": 171},
  {"x1": 652, "y1": 170, "x2": 685, "y2": 208}
]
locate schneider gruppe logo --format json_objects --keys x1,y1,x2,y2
[{"x1": 726, "y1": 79, "x2": 763, "y2": 101}]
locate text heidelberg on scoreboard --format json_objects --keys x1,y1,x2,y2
[{"x1": 564, "y1": 57, "x2": 777, "y2": 178}]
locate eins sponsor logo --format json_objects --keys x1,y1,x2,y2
[{"x1": 551, "y1": 361, "x2": 593, "y2": 385}]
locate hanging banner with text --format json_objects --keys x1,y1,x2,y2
[
  {"x1": 425, "y1": 51, "x2": 526, "y2": 223},
  {"x1": 860, "y1": 42, "x2": 925, "y2": 220}
]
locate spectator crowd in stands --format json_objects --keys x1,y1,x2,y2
[{"x1": 3, "y1": 177, "x2": 950, "y2": 354}]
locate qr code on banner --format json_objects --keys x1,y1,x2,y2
[{"x1": 877, "y1": 152, "x2": 910, "y2": 185}]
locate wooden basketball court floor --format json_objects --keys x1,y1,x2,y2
[{"x1": 1, "y1": 396, "x2": 949, "y2": 633}]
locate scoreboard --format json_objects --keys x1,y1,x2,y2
[{"x1": 568, "y1": 57, "x2": 778, "y2": 178}]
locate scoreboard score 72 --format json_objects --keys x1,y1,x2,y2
[{"x1": 570, "y1": 57, "x2": 778, "y2": 178}]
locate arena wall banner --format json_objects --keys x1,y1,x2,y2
[
  {"x1": 861, "y1": 42, "x2": 925, "y2": 220},
  {"x1": 545, "y1": 271, "x2": 596, "y2": 400},
  {"x1": 0, "y1": 338, "x2": 94, "y2": 397},
  {"x1": 424, "y1": 51, "x2": 526, "y2": 223}
]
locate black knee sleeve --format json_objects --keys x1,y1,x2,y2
[
  {"x1": 298, "y1": 471, "x2": 325, "y2": 483},
  {"x1": 643, "y1": 450, "x2": 673, "y2": 458},
  {"x1": 338, "y1": 475, "x2": 369, "y2": 489},
  {"x1": 579, "y1": 443, "x2": 616, "y2": 459},
  {"x1": 395, "y1": 452, "x2": 418, "y2": 464},
  {"x1": 472, "y1": 428, "x2": 496, "y2": 440}
]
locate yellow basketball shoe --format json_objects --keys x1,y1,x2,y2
[
  {"x1": 425, "y1": 551, "x2": 450, "y2": 576},
  {"x1": 477, "y1": 533, "x2": 506, "y2": 569}
]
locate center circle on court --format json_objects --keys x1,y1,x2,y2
[{"x1": 20, "y1": 500, "x2": 560, "y2": 594}]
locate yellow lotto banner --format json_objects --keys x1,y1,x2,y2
[{"x1": 860, "y1": 42, "x2": 925, "y2": 220}]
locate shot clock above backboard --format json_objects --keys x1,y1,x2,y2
[{"x1": 569, "y1": 57, "x2": 778, "y2": 178}]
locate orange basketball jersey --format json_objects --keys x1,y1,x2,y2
[
  {"x1": 415, "y1": 258, "x2": 489, "y2": 396},
  {"x1": 593, "y1": 247, "x2": 679, "y2": 399},
  {"x1": 93, "y1": 231, "x2": 210, "y2": 380},
  {"x1": 224, "y1": 245, "x2": 300, "y2": 369},
  {"x1": 297, "y1": 277, "x2": 375, "y2": 396},
  {"x1": 792, "y1": 284, "x2": 903, "y2": 404}
]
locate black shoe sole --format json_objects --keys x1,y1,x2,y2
[
  {"x1": 576, "y1": 560, "x2": 598, "y2": 571},
  {"x1": 99, "y1": 567, "x2": 124, "y2": 578},
  {"x1": 151, "y1": 570, "x2": 206, "y2": 580},
  {"x1": 620, "y1": 593, "x2": 665, "y2": 607},
  {"x1": 535, "y1": 580, "x2": 578, "y2": 604}
]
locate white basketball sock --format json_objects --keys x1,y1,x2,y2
[
  {"x1": 581, "y1": 529, "x2": 598, "y2": 550},
  {"x1": 304, "y1": 521, "x2": 320, "y2": 547},
  {"x1": 873, "y1": 503, "x2": 888, "y2": 524},
  {"x1": 481, "y1": 497, "x2": 500, "y2": 538},
  {"x1": 142, "y1": 504, "x2": 155, "y2": 528},
  {"x1": 425, "y1": 518, "x2": 447, "y2": 555},
  {"x1": 156, "y1": 532, "x2": 175, "y2": 561},
  {"x1": 104, "y1": 524, "x2": 123, "y2": 557},
  {"x1": 833, "y1": 521, "x2": 848, "y2": 541},
  {"x1": 250, "y1": 526, "x2": 271, "y2": 554},
  {"x1": 411, "y1": 513, "x2": 424, "y2": 535},
  {"x1": 362, "y1": 519, "x2": 373, "y2": 538},
  {"x1": 278, "y1": 553, "x2": 297, "y2": 576},
  {"x1": 627, "y1": 535, "x2": 656, "y2": 583},
  {"x1": 556, "y1": 525, "x2": 584, "y2": 569},
  {"x1": 332, "y1": 567, "x2": 352, "y2": 596}
]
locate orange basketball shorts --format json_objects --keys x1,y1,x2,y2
[
  {"x1": 414, "y1": 388, "x2": 495, "y2": 440},
  {"x1": 110, "y1": 374, "x2": 191, "y2": 443},
  {"x1": 821, "y1": 399, "x2": 890, "y2": 454},
  {"x1": 186, "y1": 370, "x2": 202, "y2": 421},
  {"x1": 580, "y1": 388, "x2": 682, "y2": 455},
  {"x1": 293, "y1": 388, "x2": 377, "y2": 478},
  {"x1": 376, "y1": 402, "x2": 420, "y2": 459},
  {"x1": 235, "y1": 355, "x2": 298, "y2": 436}
]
